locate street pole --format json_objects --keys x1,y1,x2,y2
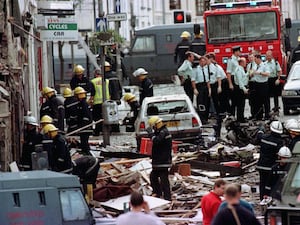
[{"x1": 114, "y1": 0, "x2": 123, "y2": 84}]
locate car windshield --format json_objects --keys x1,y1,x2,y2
[
  {"x1": 206, "y1": 11, "x2": 277, "y2": 43},
  {"x1": 289, "y1": 64, "x2": 300, "y2": 80},
  {"x1": 146, "y1": 100, "x2": 189, "y2": 116}
]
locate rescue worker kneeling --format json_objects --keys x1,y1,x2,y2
[{"x1": 147, "y1": 116, "x2": 172, "y2": 200}]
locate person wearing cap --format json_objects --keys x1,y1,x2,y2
[
  {"x1": 133, "y1": 68, "x2": 153, "y2": 105},
  {"x1": 226, "y1": 46, "x2": 241, "y2": 115},
  {"x1": 20, "y1": 116, "x2": 42, "y2": 170},
  {"x1": 256, "y1": 120, "x2": 284, "y2": 200},
  {"x1": 40, "y1": 87, "x2": 65, "y2": 131},
  {"x1": 190, "y1": 24, "x2": 206, "y2": 59},
  {"x1": 177, "y1": 51, "x2": 195, "y2": 101},
  {"x1": 105, "y1": 61, "x2": 122, "y2": 104},
  {"x1": 74, "y1": 86, "x2": 93, "y2": 155},
  {"x1": 70, "y1": 65, "x2": 92, "y2": 92},
  {"x1": 63, "y1": 87, "x2": 79, "y2": 133},
  {"x1": 192, "y1": 56, "x2": 211, "y2": 124},
  {"x1": 147, "y1": 116, "x2": 172, "y2": 200},
  {"x1": 252, "y1": 54, "x2": 270, "y2": 120},
  {"x1": 233, "y1": 57, "x2": 248, "y2": 123},
  {"x1": 42, "y1": 124, "x2": 72, "y2": 172},
  {"x1": 265, "y1": 50, "x2": 282, "y2": 112},
  {"x1": 269, "y1": 146, "x2": 292, "y2": 200},
  {"x1": 123, "y1": 93, "x2": 140, "y2": 131},
  {"x1": 291, "y1": 36, "x2": 300, "y2": 65},
  {"x1": 174, "y1": 31, "x2": 192, "y2": 67},
  {"x1": 285, "y1": 119, "x2": 300, "y2": 151},
  {"x1": 89, "y1": 69, "x2": 110, "y2": 136}
]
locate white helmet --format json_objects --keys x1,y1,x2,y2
[
  {"x1": 25, "y1": 116, "x2": 38, "y2": 126},
  {"x1": 133, "y1": 68, "x2": 148, "y2": 77},
  {"x1": 270, "y1": 121, "x2": 283, "y2": 134},
  {"x1": 285, "y1": 119, "x2": 300, "y2": 132},
  {"x1": 278, "y1": 146, "x2": 292, "y2": 158}
]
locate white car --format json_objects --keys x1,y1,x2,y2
[
  {"x1": 282, "y1": 61, "x2": 300, "y2": 115},
  {"x1": 135, "y1": 94, "x2": 202, "y2": 146}
]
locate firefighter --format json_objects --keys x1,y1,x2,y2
[
  {"x1": 233, "y1": 57, "x2": 248, "y2": 123},
  {"x1": 177, "y1": 51, "x2": 195, "y2": 101},
  {"x1": 70, "y1": 65, "x2": 92, "y2": 92},
  {"x1": 174, "y1": 31, "x2": 192, "y2": 67},
  {"x1": 42, "y1": 124, "x2": 72, "y2": 172},
  {"x1": 291, "y1": 36, "x2": 300, "y2": 65},
  {"x1": 285, "y1": 119, "x2": 300, "y2": 151},
  {"x1": 265, "y1": 50, "x2": 282, "y2": 112},
  {"x1": 147, "y1": 116, "x2": 172, "y2": 200},
  {"x1": 89, "y1": 69, "x2": 110, "y2": 136},
  {"x1": 189, "y1": 24, "x2": 206, "y2": 59},
  {"x1": 40, "y1": 87, "x2": 65, "y2": 131},
  {"x1": 256, "y1": 120, "x2": 284, "y2": 200},
  {"x1": 63, "y1": 87, "x2": 79, "y2": 133},
  {"x1": 74, "y1": 86, "x2": 93, "y2": 155},
  {"x1": 192, "y1": 56, "x2": 210, "y2": 124},
  {"x1": 133, "y1": 68, "x2": 153, "y2": 105},
  {"x1": 270, "y1": 146, "x2": 292, "y2": 200},
  {"x1": 226, "y1": 46, "x2": 241, "y2": 115},
  {"x1": 252, "y1": 54, "x2": 271, "y2": 120},
  {"x1": 123, "y1": 93, "x2": 140, "y2": 131},
  {"x1": 20, "y1": 116, "x2": 42, "y2": 170}
]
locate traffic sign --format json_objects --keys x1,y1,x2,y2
[
  {"x1": 40, "y1": 17, "x2": 78, "y2": 41},
  {"x1": 96, "y1": 17, "x2": 107, "y2": 32},
  {"x1": 115, "y1": 0, "x2": 121, "y2": 13},
  {"x1": 107, "y1": 13, "x2": 127, "y2": 22}
]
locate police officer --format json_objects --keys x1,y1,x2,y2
[
  {"x1": 63, "y1": 87, "x2": 79, "y2": 133},
  {"x1": 192, "y1": 56, "x2": 210, "y2": 124},
  {"x1": 265, "y1": 50, "x2": 282, "y2": 112},
  {"x1": 40, "y1": 87, "x2": 65, "y2": 131},
  {"x1": 189, "y1": 24, "x2": 206, "y2": 58},
  {"x1": 177, "y1": 51, "x2": 195, "y2": 101},
  {"x1": 147, "y1": 116, "x2": 172, "y2": 200},
  {"x1": 291, "y1": 36, "x2": 300, "y2": 64},
  {"x1": 226, "y1": 46, "x2": 241, "y2": 115},
  {"x1": 252, "y1": 54, "x2": 270, "y2": 120},
  {"x1": 174, "y1": 31, "x2": 192, "y2": 67},
  {"x1": 20, "y1": 116, "x2": 42, "y2": 170},
  {"x1": 133, "y1": 68, "x2": 153, "y2": 105},
  {"x1": 123, "y1": 93, "x2": 140, "y2": 131},
  {"x1": 89, "y1": 69, "x2": 110, "y2": 136},
  {"x1": 43, "y1": 124, "x2": 72, "y2": 172},
  {"x1": 74, "y1": 87, "x2": 93, "y2": 155},
  {"x1": 246, "y1": 53, "x2": 258, "y2": 119},
  {"x1": 256, "y1": 120, "x2": 284, "y2": 200},
  {"x1": 233, "y1": 57, "x2": 248, "y2": 123},
  {"x1": 70, "y1": 65, "x2": 92, "y2": 92}
]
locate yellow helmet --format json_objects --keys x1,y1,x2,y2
[
  {"x1": 148, "y1": 116, "x2": 162, "y2": 127},
  {"x1": 63, "y1": 87, "x2": 73, "y2": 98},
  {"x1": 40, "y1": 115, "x2": 53, "y2": 124},
  {"x1": 42, "y1": 87, "x2": 55, "y2": 95},
  {"x1": 43, "y1": 124, "x2": 58, "y2": 134},
  {"x1": 180, "y1": 31, "x2": 191, "y2": 38},
  {"x1": 123, "y1": 93, "x2": 136, "y2": 102},
  {"x1": 74, "y1": 65, "x2": 85, "y2": 75},
  {"x1": 74, "y1": 86, "x2": 86, "y2": 95}
]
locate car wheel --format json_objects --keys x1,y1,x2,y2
[{"x1": 283, "y1": 106, "x2": 290, "y2": 115}]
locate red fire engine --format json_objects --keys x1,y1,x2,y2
[{"x1": 203, "y1": 0, "x2": 288, "y2": 74}]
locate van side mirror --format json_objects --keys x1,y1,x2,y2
[{"x1": 285, "y1": 18, "x2": 292, "y2": 29}]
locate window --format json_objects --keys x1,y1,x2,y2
[
  {"x1": 132, "y1": 36, "x2": 155, "y2": 53},
  {"x1": 146, "y1": 100, "x2": 189, "y2": 116},
  {"x1": 169, "y1": 0, "x2": 181, "y2": 10},
  {"x1": 59, "y1": 189, "x2": 90, "y2": 221},
  {"x1": 195, "y1": 0, "x2": 205, "y2": 16}
]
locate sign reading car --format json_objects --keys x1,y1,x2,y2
[{"x1": 40, "y1": 17, "x2": 78, "y2": 41}]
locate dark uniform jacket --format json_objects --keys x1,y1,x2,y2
[
  {"x1": 190, "y1": 37, "x2": 206, "y2": 66},
  {"x1": 41, "y1": 134, "x2": 54, "y2": 169},
  {"x1": 76, "y1": 99, "x2": 93, "y2": 134},
  {"x1": 52, "y1": 134, "x2": 72, "y2": 172},
  {"x1": 257, "y1": 132, "x2": 284, "y2": 170},
  {"x1": 174, "y1": 39, "x2": 191, "y2": 66},
  {"x1": 70, "y1": 75, "x2": 92, "y2": 92},
  {"x1": 20, "y1": 128, "x2": 43, "y2": 170},
  {"x1": 49, "y1": 96, "x2": 65, "y2": 131},
  {"x1": 72, "y1": 156, "x2": 100, "y2": 184},
  {"x1": 129, "y1": 100, "x2": 140, "y2": 121},
  {"x1": 40, "y1": 100, "x2": 51, "y2": 119},
  {"x1": 151, "y1": 125, "x2": 172, "y2": 168},
  {"x1": 64, "y1": 96, "x2": 79, "y2": 132},
  {"x1": 140, "y1": 77, "x2": 153, "y2": 104}
]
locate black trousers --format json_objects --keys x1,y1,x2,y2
[
  {"x1": 229, "y1": 76, "x2": 237, "y2": 115},
  {"x1": 196, "y1": 82, "x2": 209, "y2": 122},
  {"x1": 235, "y1": 89, "x2": 246, "y2": 122},
  {"x1": 150, "y1": 168, "x2": 171, "y2": 200},
  {"x1": 268, "y1": 77, "x2": 281, "y2": 110},
  {"x1": 92, "y1": 104, "x2": 103, "y2": 134},
  {"x1": 253, "y1": 82, "x2": 270, "y2": 120},
  {"x1": 79, "y1": 133, "x2": 90, "y2": 153},
  {"x1": 219, "y1": 79, "x2": 231, "y2": 114},
  {"x1": 183, "y1": 77, "x2": 193, "y2": 102},
  {"x1": 259, "y1": 169, "x2": 272, "y2": 200},
  {"x1": 209, "y1": 83, "x2": 220, "y2": 114},
  {"x1": 248, "y1": 81, "x2": 256, "y2": 118}
]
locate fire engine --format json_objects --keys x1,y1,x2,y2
[{"x1": 203, "y1": 0, "x2": 289, "y2": 74}]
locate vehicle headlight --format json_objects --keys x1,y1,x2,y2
[{"x1": 282, "y1": 90, "x2": 298, "y2": 96}]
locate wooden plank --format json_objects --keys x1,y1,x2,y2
[{"x1": 100, "y1": 158, "x2": 150, "y2": 167}]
